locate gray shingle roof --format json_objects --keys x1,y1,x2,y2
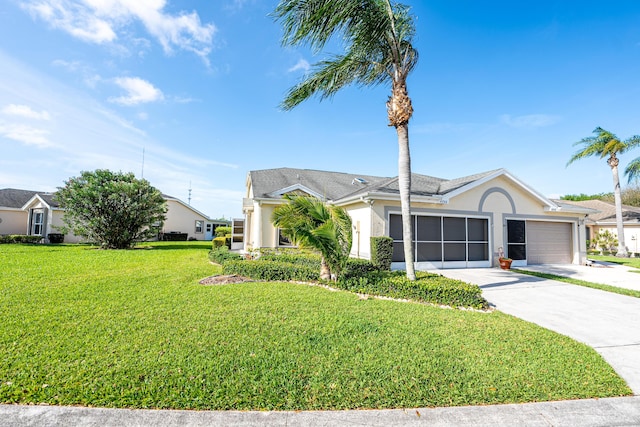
[
  {"x1": 249, "y1": 167, "x2": 504, "y2": 202},
  {"x1": 558, "y1": 199, "x2": 640, "y2": 222},
  {"x1": 0, "y1": 188, "x2": 59, "y2": 209}
]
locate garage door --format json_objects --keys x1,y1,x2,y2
[{"x1": 526, "y1": 221, "x2": 572, "y2": 264}]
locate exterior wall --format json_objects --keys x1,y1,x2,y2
[
  {"x1": 50, "y1": 210, "x2": 83, "y2": 243},
  {"x1": 161, "y1": 199, "x2": 209, "y2": 240},
  {"x1": 344, "y1": 203, "x2": 373, "y2": 259},
  {"x1": 0, "y1": 209, "x2": 28, "y2": 234},
  {"x1": 245, "y1": 201, "x2": 281, "y2": 250}
]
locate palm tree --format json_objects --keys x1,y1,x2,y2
[
  {"x1": 567, "y1": 127, "x2": 640, "y2": 257},
  {"x1": 273, "y1": 0, "x2": 418, "y2": 280},
  {"x1": 272, "y1": 195, "x2": 353, "y2": 280}
]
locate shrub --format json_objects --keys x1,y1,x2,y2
[
  {"x1": 370, "y1": 236, "x2": 393, "y2": 270},
  {"x1": 208, "y1": 246, "x2": 243, "y2": 264},
  {"x1": 0, "y1": 235, "x2": 43, "y2": 244},
  {"x1": 259, "y1": 249, "x2": 321, "y2": 268},
  {"x1": 336, "y1": 271, "x2": 488, "y2": 309},
  {"x1": 223, "y1": 259, "x2": 319, "y2": 282},
  {"x1": 47, "y1": 233, "x2": 64, "y2": 244},
  {"x1": 212, "y1": 237, "x2": 226, "y2": 248},
  {"x1": 55, "y1": 169, "x2": 167, "y2": 249},
  {"x1": 342, "y1": 258, "x2": 379, "y2": 279},
  {"x1": 215, "y1": 226, "x2": 231, "y2": 238}
]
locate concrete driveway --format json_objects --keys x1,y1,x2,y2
[{"x1": 433, "y1": 265, "x2": 640, "y2": 395}]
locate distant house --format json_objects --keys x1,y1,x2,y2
[
  {"x1": 559, "y1": 199, "x2": 640, "y2": 254},
  {"x1": 242, "y1": 167, "x2": 593, "y2": 269},
  {"x1": 0, "y1": 188, "x2": 226, "y2": 243}
]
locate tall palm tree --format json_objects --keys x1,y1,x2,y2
[
  {"x1": 273, "y1": 0, "x2": 418, "y2": 280},
  {"x1": 567, "y1": 127, "x2": 640, "y2": 257},
  {"x1": 272, "y1": 195, "x2": 353, "y2": 280}
]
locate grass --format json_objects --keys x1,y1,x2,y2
[
  {"x1": 515, "y1": 270, "x2": 640, "y2": 299},
  {"x1": 0, "y1": 242, "x2": 631, "y2": 410},
  {"x1": 588, "y1": 254, "x2": 640, "y2": 273}
]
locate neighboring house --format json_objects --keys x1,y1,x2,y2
[
  {"x1": 558, "y1": 199, "x2": 640, "y2": 254},
  {"x1": 0, "y1": 188, "x2": 81, "y2": 242},
  {"x1": 0, "y1": 188, "x2": 226, "y2": 243},
  {"x1": 242, "y1": 167, "x2": 594, "y2": 269},
  {"x1": 161, "y1": 195, "x2": 229, "y2": 241}
]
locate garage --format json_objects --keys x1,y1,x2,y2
[{"x1": 526, "y1": 221, "x2": 573, "y2": 264}]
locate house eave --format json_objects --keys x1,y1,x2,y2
[{"x1": 334, "y1": 192, "x2": 444, "y2": 206}]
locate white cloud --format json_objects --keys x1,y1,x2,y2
[
  {"x1": 500, "y1": 114, "x2": 561, "y2": 129},
  {"x1": 288, "y1": 58, "x2": 311, "y2": 73},
  {"x1": 0, "y1": 123, "x2": 52, "y2": 147},
  {"x1": 1, "y1": 104, "x2": 51, "y2": 120},
  {"x1": 110, "y1": 77, "x2": 163, "y2": 105},
  {"x1": 23, "y1": 0, "x2": 216, "y2": 61}
]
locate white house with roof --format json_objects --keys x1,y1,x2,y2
[
  {"x1": 242, "y1": 167, "x2": 595, "y2": 269},
  {"x1": 559, "y1": 199, "x2": 640, "y2": 254},
  {"x1": 0, "y1": 188, "x2": 227, "y2": 243}
]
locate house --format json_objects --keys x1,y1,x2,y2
[
  {"x1": 242, "y1": 167, "x2": 594, "y2": 269},
  {"x1": 161, "y1": 195, "x2": 229, "y2": 241},
  {"x1": 558, "y1": 199, "x2": 640, "y2": 254},
  {"x1": 0, "y1": 188, "x2": 226, "y2": 243}
]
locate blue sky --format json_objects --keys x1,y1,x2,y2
[{"x1": 1, "y1": 1, "x2": 640, "y2": 219}]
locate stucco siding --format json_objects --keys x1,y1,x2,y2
[
  {"x1": 344, "y1": 203, "x2": 372, "y2": 259},
  {"x1": 162, "y1": 200, "x2": 209, "y2": 240},
  {"x1": 0, "y1": 209, "x2": 28, "y2": 234}
]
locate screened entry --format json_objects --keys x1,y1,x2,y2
[{"x1": 389, "y1": 214, "x2": 490, "y2": 268}]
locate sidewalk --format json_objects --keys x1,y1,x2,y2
[{"x1": 3, "y1": 396, "x2": 640, "y2": 427}]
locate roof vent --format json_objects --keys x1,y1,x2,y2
[{"x1": 352, "y1": 177, "x2": 368, "y2": 185}]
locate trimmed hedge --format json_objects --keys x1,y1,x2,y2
[
  {"x1": 258, "y1": 249, "x2": 322, "y2": 268},
  {"x1": 223, "y1": 259, "x2": 319, "y2": 282},
  {"x1": 342, "y1": 258, "x2": 379, "y2": 278},
  {"x1": 0, "y1": 235, "x2": 43, "y2": 244},
  {"x1": 209, "y1": 246, "x2": 243, "y2": 264},
  {"x1": 207, "y1": 247, "x2": 487, "y2": 309},
  {"x1": 370, "y1": 236, "x2": 393, "y2": 270},
  {"x1": 337, "y1": 271, "x2": 488, "y2": 310}
]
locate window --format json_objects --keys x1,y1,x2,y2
[
  {"x1": 507, "y1": 220, "x2": 526, "y2": 260},
  {"x1": 277, "y1": 229, "x2": 293, "y2": 247},
  {"x1": 195, "y1": 220, "x2": 203, "y2": 233},
  {"x1": 390, "y1": 214, "x2": 489, "y2": 264},
  {"x1": 30, "y1": 210, "x2": 44, "y2": 236}
]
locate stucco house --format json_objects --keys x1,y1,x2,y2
[
  {"x1": 559, "y1": 199, "x2": 640, "y2": 254},
  {"x1": 242, "y1": 167, "x2": 594, "y2": 269},
  {"x1": 0, "y1": 188, "x2": 226, "y2": 243}
]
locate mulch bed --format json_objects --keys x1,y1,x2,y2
[{"x1": 199, "y1": 274, "x2": 253, "y2": 285}]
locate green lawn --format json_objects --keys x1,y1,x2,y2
[
  {"x1": 588, "y1": 254, "x2": 640, "y2": 272},
  {"x1": 0, "y1": 242, "x2": 631, "y2": 410}
]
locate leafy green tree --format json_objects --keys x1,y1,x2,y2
[
  {"x1": 560, "y1": 193, "x2": 612, "y2": 202},
  {"x1": 56, "y1": 170, "x2": 167, "y2": 249},
  {"x1": 273, "y1": 0, "x2": 419, "y2": 280},
  {"x1": 567, "y1": 127, "x2": 640, "y2": 257},
  {"x1": 271, "y1": 195, "x2": 352, "y2": 280}
]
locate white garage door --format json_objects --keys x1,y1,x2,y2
[{"x1": 526, "y1": 221, "x2": 572, "y2": 264}]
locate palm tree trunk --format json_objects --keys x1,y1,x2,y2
[
  {"x1": 609, "y1": 155, "x2": 628, "y2": 257},
  {"x1": 320, "y1": 256, "x2": 332, "y2": 280},
  {"x1": 397, "y1": 123, "x2": 416, "y2": 280}
]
